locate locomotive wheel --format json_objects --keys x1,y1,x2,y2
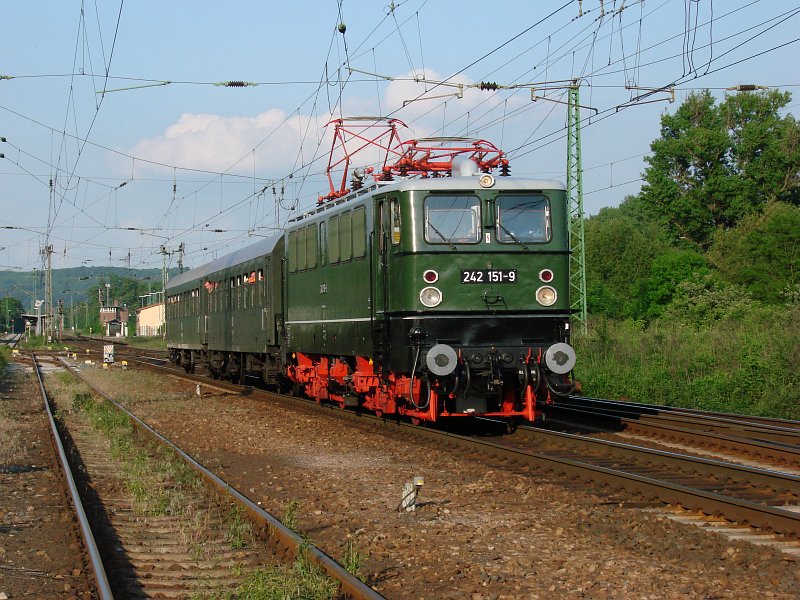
[{"x1": 410, "y1": 417, "x2": 422, "y2": 426}]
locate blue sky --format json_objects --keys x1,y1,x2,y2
[{"x1": 1, "y1": 0, "x2": 798, "y2": 275}]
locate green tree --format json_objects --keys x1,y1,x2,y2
[
  {"x1": 585, "y1": 201, "x2": 671, "y2": 318},
  {"x1": 708, "y1": 202, "x2": 800, "y2": 303},
  {"x1": 639, "y1": 90, "x2": 800, "y2": 248},
  {"x1": 1, "y1": 296, "x2": 24, "y2": 332},
  {"x1": 635, "y1": 249, "x2": 709, "y2": 319}
]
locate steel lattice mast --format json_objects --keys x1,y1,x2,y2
[{"x1": 567, "y1": 83, "x2": 588, "y2": 335}]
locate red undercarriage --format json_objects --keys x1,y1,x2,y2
[{"x1": 286, "y1": 351, "x2": 552, "y2": 423}]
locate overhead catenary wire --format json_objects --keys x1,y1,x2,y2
[{"x1": 3, "y1": 0, "x2": 798, "y2": 271}]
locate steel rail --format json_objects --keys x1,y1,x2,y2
[
  {"x1": 512, "y1": 424, "x2": 800, "y2": 495},
  {"x1": 544, "y1": 404, "x2": 800, "y2": 466},
  {"x1": 551, "y1": 399, "x2": 800, "y2": 445},
  {"x1": 125, "y1": 356, "x2": 800, "y2": 537},
  {"x1": 59, "y1": 357, "x2": 384, "y2": 600},
  {"x1": 32, "y1": 354, "x2": 114, "y2": 600},
  {"x1": 429, "y1": 427, "x2": 800, "y2": 537},
  {"x1": 561, "y1": 395, "x2": 800, "y2": 431}
]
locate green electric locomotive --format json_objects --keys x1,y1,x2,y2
[{"x1": 167, "y1": 123, "x2": 576, "y2": 423}]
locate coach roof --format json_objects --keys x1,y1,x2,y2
[{"x1": 166, "y1": 235, "x2": 281, "y2": 292}]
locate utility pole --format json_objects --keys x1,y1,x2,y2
[
  {"x1": 177, "y1": 242, "x2": 185, "y2": 274},
  {"x1": 160, "y1": 246, "x2": 170, "y2": 296},
  {"x1": 567, "y1": 82, "x2": 588, "y2": 335},
  {"x1": 41, "y1": 243, "x2": 54, "y2": 340}
]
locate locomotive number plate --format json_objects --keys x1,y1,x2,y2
[{"x1": 461, "y1": 269, "x2": 517, "y2": 284}]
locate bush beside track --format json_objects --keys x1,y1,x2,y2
[{"x1": 573, "y1": 302, "x2": 800, "y2": 420}]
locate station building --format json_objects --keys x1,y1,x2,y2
[
  {"x1": 99, "y1": 304, "x2": 129, "y2": 337},
  {"x1": 136, "y1": 302, "x2": 165, "y2": 337}
]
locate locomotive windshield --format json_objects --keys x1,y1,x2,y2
[
  {"x1": 496, "y1": 194, "x2": 551, "y2": 243},
  {"x1": 424, "y1": 195, "x2": 481, "y2": 244}
]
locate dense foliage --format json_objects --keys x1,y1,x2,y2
[
  {"x1": 638, "y1": 89, "x2": 800, "y2": 248},
  {"x1": 583, "y1": 90, "x2": 799, "y2": 417},
  {"x1": 1, "y1": 296, "x2": 24, "y2": 332}
]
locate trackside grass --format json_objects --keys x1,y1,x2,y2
[{"x1": 573, "y1": 304, "x2": 799, "y2": 419}]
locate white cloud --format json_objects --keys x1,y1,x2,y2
[
  {"x1": 127, "y1": 109, "x2": 330, "y2": 176},
  {"x1": 123, "y1": 69, "x2": 553, "y2": 184}
]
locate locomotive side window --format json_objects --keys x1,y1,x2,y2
[
  {"x1": 297, "y1": 228, "x2": 307, "y2": 271},
  {"x1": 353, "y1": 206, "x2": 366, "y2": 258},
  {"x1": 319, "y1": 222, "x2": 327, "y2": 266},
  {"x1": 329, "y1": 216, "x2": 340, "y2": 264},
  {"x1": 288, "y1": 231, "x2": 298, "y2": 272},
  {"x1": 390, "y1": 199, "x2": 401, "y2": 245},
  {"x1": 424, "y1": 195, "x2": 481, "y2": 244},
  {"x1": 495, "y1": 194, "x2": 551, "y2": 244},
  {"x1": 307, "y1": 224, "x2": 317, "y2": 269},
  {"x1": 340, "y1": 211, "x2": 352, "y2": 262}
]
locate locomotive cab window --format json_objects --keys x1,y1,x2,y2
[
  {"x1": 495, "y1": 194, "x2": 551, "y2": 244},
  {"x1": 424, "y1": 195, "x2": 481, "y2": 244}
]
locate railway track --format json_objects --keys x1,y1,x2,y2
[
  {"x1": 37, "y1": 353, "x2": 382, "y2": 599},
  {"x1": 121, "y1": 354, "x2": 800, "y2": 546},
  {"x1": 31, "y1": 355, "x2": 113, "y2": 599},
  {"x1": 544, "y1": 396, "x2": 800, "y2": 471},
  {"x1": 0, "y1": 333, "x2": 22, "y2": 347}
]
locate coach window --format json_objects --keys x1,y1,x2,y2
[
  {"x1": 390, "y1": 199, "x2": 401, "y2": 245},
  {"x1": 495, "y1": 194, "x2": 551, "y2": 244},
  {"x1": 424, "y1": 195, "x2": 481, "y2": 244},
  {"x1": 307, "y1": 224, "x2": 317, "y2": 269},
  {"x1": 319, "y1": 222, "x2": 327, "y2": 266},
  {"x1": 353, "y1": 206, "x2": 366, "y2": 258},
  {"x1": 329, "y1": 215, "x2": 340, "y2": 264},
  {"x1": 340, "y1": 211, "x2": 352, "y2": 262}
]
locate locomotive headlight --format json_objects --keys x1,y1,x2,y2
[
  {"x1": 479, "y1": 173, "x2": 495, "y2": 188},
  {"x1": 536, "y1": 285, "x2": 557, "y2": 306},
  {"x1": 419, "y1": 286, "x2": 443, "y2": 308}
]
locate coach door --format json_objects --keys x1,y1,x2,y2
[{"x1": 260, "y1": 259, "x2": 273, "y2": 346}]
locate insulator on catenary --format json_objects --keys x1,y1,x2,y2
[
  {"x1": 215, "y1": 81, "x2": 256, "y2": 87},
  {"x1": 478, "y1": 81, "x2": 500, "y2": 91}
]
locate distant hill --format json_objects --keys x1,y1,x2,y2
[{"x1": 0, "y1": 266, "x2": 178, "y2": 310}]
